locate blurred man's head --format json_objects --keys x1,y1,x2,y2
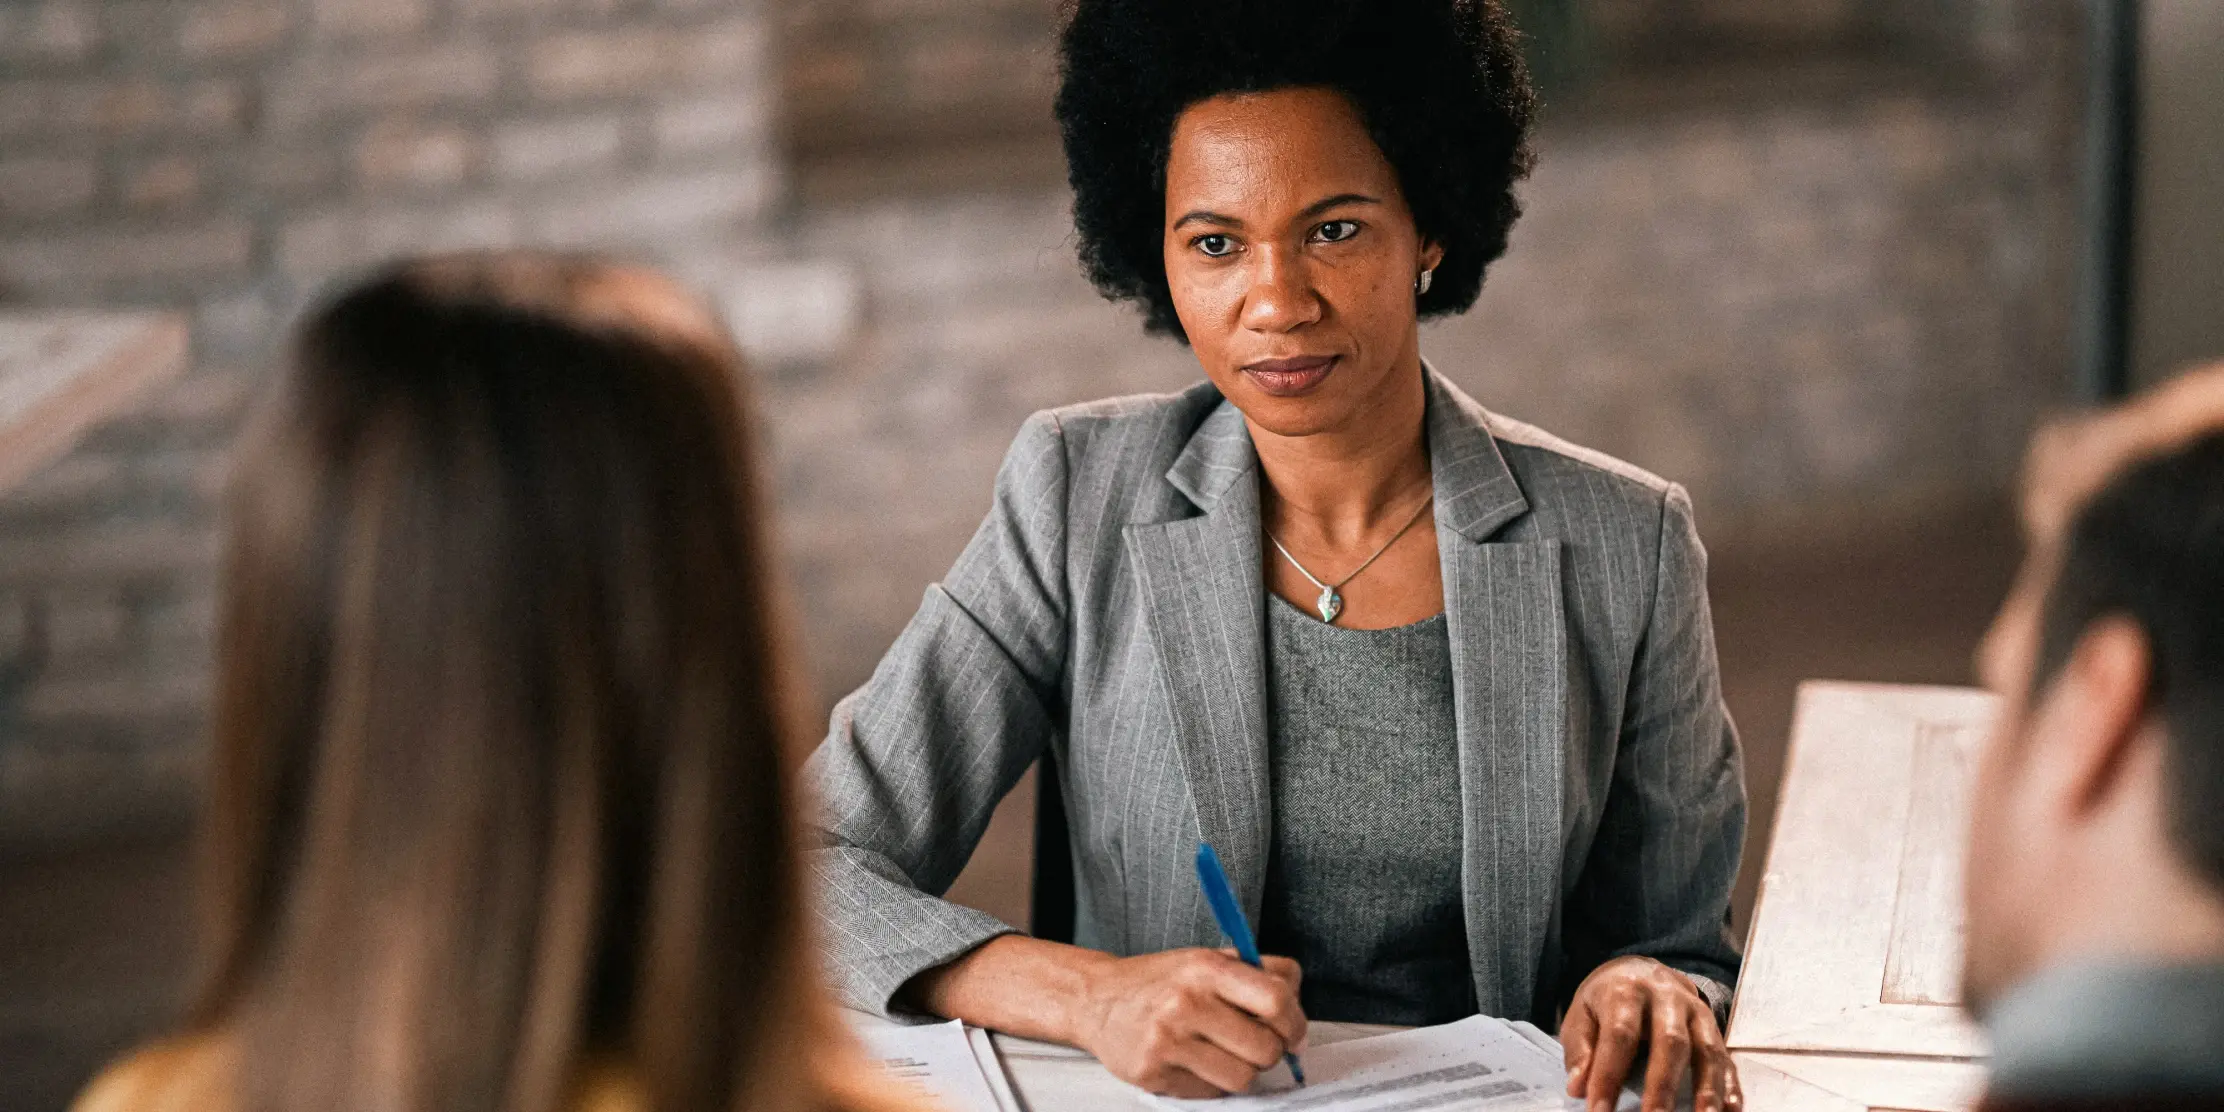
[{"x1": 1963, "y1": 367, "x2": 2224, "y2": 1013}]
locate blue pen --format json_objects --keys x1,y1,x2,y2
[{"x1": 1195, "y1": 842, "x2": 1306, "y2": 1087}]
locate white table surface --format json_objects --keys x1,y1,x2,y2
[
  {"x1": 848, "y1": 1011, "x2": 1401, "y2": 1112},
  {"x1": 1733, "y1": 1050, "x2": 1988, "y2": 1112},
  {"x1": 988, "y1": 1021, "x2": 1402, "y2": 1112}
]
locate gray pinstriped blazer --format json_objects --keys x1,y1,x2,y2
[{"x1": 805, "y1": 368, "x2": 1746, "y2": 1026}]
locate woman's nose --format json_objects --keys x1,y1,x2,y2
[{"x1": 1239, "y1": 248, "x2": 1322, "y2": 333}]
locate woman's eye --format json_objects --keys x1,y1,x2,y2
[
  {"x1": 1314, "y1": 220, "x2": 1361, "y2": 244},
  {"x1": 1195, "y1": 234, "x2": 1236, "y2": 258}
]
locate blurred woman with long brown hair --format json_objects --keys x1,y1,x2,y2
[{"x1": 74, "y1": 252, "x2": 915, "y2": 1112}]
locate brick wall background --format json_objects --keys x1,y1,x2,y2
[
  {"x1": 0, "y1": 0, "x2": 2087, "y2": 842},
  {"x1": 780, "y1": 0, "x2": 1054, "y2": 168},
  {"x1": 0, "y1": 0, "x2": 780, "y2": 843}
]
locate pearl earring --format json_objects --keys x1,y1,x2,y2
[{"x1": 1415, "y1": 268, "x2": 1434, "y2": 296}]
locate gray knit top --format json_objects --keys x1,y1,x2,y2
[{"x1": 1256, "y1": 593, "x2": 1475, "y2": 1026}]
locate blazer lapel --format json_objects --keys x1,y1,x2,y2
[
  {"x1": 1428, "y1": 370, "x2": 1570, "y2": 1019},
  {"x1": 1123, "y1": 401, "x2": 1275, "y2": 923},
  {"x1": 1120, "y1": 374, "x2": 1570, "y2": 1009}
]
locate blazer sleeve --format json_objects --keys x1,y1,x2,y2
[
  {"x1": 803, "y1": 412, "x2": 1072, "y2": 1018},
  {"x1": 1562, "y1": 482, "x2": 1748, "y2": 1024}
]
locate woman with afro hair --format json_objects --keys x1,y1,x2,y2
[{"x1": 806, "y1": 2, "x2": 1746, "y2": 1109}]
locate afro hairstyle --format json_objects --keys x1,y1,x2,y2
[{"x1": 1054, "y1": 0, "x2": 1538, "y2": 341}]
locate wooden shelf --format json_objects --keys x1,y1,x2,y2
[
  {"x1": 1728, "y1": 681, "x2": 2002, "y2": 1110},
  {"x1": 0, "y1": 311, "x2": 189, "y2": 495}
]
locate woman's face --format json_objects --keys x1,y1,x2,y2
[{"x1": 1162, "y1": 86, "x2": 1442, "y2": 439}]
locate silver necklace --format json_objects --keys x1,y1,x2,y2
[{"x1": 1268, "y1": 493, "x2": 1436, "y2": 624}]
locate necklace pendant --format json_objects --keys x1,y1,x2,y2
[{"x1": 1315, "y1": 586, "x2": 1342, "y2": 624}]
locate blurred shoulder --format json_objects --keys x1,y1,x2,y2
[
  {"x1": 71, "y1": 1032, "x2": 234, "y2": 1112},
  {"x1": 573, "y1": 1056, "x2": 642, "y2": 1112},
  {"x1": 69, "y1": 1035, "x2": 928, "y2": 1112},
  {"x1": 469, "y1": 1053, "x2": 929, "y2": 1112}
]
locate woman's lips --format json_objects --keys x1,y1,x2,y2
[{"x1": 1241, "y1": 356, "x2": 1338, "y2": 397}]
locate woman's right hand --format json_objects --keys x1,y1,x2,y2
[{"x1": 1070, "y1": 947, "x2": 1308, "y2": 1097}]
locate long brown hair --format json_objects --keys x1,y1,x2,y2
[{"x1": 197, "y1": 252, "x2": 819, "y2": 1112}]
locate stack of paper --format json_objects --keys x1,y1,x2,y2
[
  {"x1": 852, "y1": 1017, "x2": 1024, "y2": 1112},
  {"x1": 1148, "y1": 1015, "x2": 1641, "y2": 1112}
]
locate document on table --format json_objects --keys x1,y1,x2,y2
[
  {"x1": 966, "y1": 1024, "x2": 1025, "y2": 1112},
  {"x1": 1149, "y1": 1015, "x2": 1641, "y2": 1112},
  {"x1": 852, "y1": 1017, "x2": 1016, "y2": 1112}
]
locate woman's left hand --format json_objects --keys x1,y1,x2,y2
[{"x1": 1561, "y1": 955, "x2": 1741, "y2": 1112}]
